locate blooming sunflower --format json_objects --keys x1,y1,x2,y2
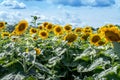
[
  {"x1": 29, "y1": 28, "x2": 38, "y2": 35},
  {"x1": 80, "y1": 34, "x2": 89, "y2": 41},
  {"x1": 103, "y1": 27, "x2": 120, "y2": 42},
  {"x1": 64, "y1": 24, "x2": 72, "y2": 33},
  {"x1": 34, "y1": 48, "x2": 41, "y2": 55},
  {"x1": 15, "y1": 20, "x2": 28, "y2": 35},
  {"x1": 39, "y1": 30, "x2": 48, "y2": 39},
  {"x1": 90, "y1": 34, "x2": 101, "y2": 45},
  {"x1": 42, "y1": 22, "x2": 49, "y2": 28},
  {"x1": 53, "y1": 25, "x2": 63, "y2": 36},
  {"x1": 64, "y1": 33, "x2": 78, "y2": 44},
  {"x1": 74, "y1": 27, "x2": 82, "y2": 34},
  {"x1": 46, "y1": 23, "x2": 53, "y2": 32},
  {"x1": 1, "y1": 32, "x2": 10, "y2": 38},
  {"x1": 96, "y1": 40, "x2": 106, "y2": 46},
  {"x1": 83, "y1": 28, "x2": 92, "y2": 35},
  {"x1": 0, "y1": 22, "x2": 5, "y2": 30},
  {"x1": 38, "y1": 25, "x2": 44, "y2": 30}
]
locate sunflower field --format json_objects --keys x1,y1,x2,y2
[{"x1": 1, "y1": 17, "x2": 120, "y2": 80}]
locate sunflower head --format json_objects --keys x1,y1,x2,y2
[
  {"x1": 15, "y1": 20, "x2": 28, "y2": 35},
  {"x1": 38, "y1": 25, "x2": 44, "y2": 30},
  {"x1": 39, "y1": 30, "x2": 48, "y2": 39},
  {"x1": 46, "y1": 23, "x2": 53, "y2": 32},
  {"x1": 90, "y1": 34, "x2": 101, "y2": 45},
  {"x1": 0, "y1": 22, "x2": 5, "y2": 30},
  {"x1": 53, "y1": 25, "x2": 63, "y2": 36},
  {"x1": 1, "y1": 32, "x2": 10, "y2": 39},
  {"x1": 42, "y1": 22, "x2": 49, "y2": 28},
  {"x1": 96, "y1": 40, "x2": 106, "y2": 46},
  {"x1": 80, "y1": 34, "x2": 89, "y2": 41},
  {"x1": 34, "y1": 48, "x2": 41, "y2": 55},
  {"x1": 64, "y1": 24, "x2": 72, "y2": 32},
  {"x1": 103, "y1": 27, "x2": 120, "y2": 42},
  {"x1": 33, "y1": 36, "x2": 38, "y2": 40},
  {"x1": 74, "y1": 27, "x2": 82, "y2": 34},
  {"x1": 64, "y1": 32, "x2": 78, "y2": 44},
  {"x1": 29, "y1": 28, "x2": 38, "y2": 35}
]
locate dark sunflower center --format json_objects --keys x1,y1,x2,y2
[
  {"x1": 65, "y1": 26, "x2": 71, "y2": 30},
  {"x1": 98, "y1": 41, "x2": 105, "y2": 45},
  {"x1": 56, "y1": 27, "x2": 61, "y2": 32},
  {"x1": 47, "y1": 24, "x2": 52, "y2": 29},
  {"x1": 41, "y1": 32, "x2": 47, "y2": 36},
  {"x1": 3, "y1": 34, "x2": 9, "y2": 36},
  {"x1": 0, "y1": 23, "x2": 4, "y2": 27},
  {"x1": 92, "y1": 36, "x2": 100, "y2": 43},
  {"x1": 43, "y1": 23, "x2": 48, "y2": 27},
  {"x1": 76, "y1": 29, "x2": 81, "y2": 32},
  {"x1": 105, "y1": 31, "x2": 120, "y2": 41},
  {"x1": 32, "y1": 29, "x2": 37, "y2": 33},
  {"x1": 18, "y1": 23, "x2": 26, "y2": 31},
  {"x1": 66, "y1": 34, "x2": 77, "y2": 42}
]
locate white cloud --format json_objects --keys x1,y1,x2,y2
[
  {"x1": 46, "y1": 0, "x2": 115, "y2": 7},
  {"x1": 0, "y1": 0, "x2": 26, "y2": 9},
  {"x1": 0, "y1": 11, "x2": 23, "y2": 24}
]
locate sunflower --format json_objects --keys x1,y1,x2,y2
[
  {"x1": 39, "y1": 30, "x2": 48, "y2": 39},
  {"x1": 33, "y1": 36, "x2": 38, "y2": 40},
  {"x1": 1, "y1": 32, "x2": 10, "y2": 38},
  {"x1": 46, "y1": 23, "x2": 53, "y2": 32},
  {"x1": 90, "y1": 34, "x2": 101, "y2": 45},
  {"x1": 53, "y1": 25, "x2": 63, "y2": 36},
  {"x1": 80, "y1": 34, "x2": 89, "y2": 41},
  {"x1": 84, "y1": 26, "x2": 92, "y2": 30},
  {"x1": 42, "y1": 22, "x2": 49, "y2": 28},
  {"x1": 96, "y1": 40, "x2": 106, "y2": 46},
  {"x1": 64, "y1": 24, "x2": 72, "y2": 32},
  {"x1": 34, "y1": 48, "x2": 41, "y2": 55},
  {"x1": 83, "y1": 28, "x2": 92, "y2": 35},
  {"x1": 64, "y1": 33, "x2": 78, "y2": 44},
  {"x1": 0, "y1": 22, "x2": 5, "y2": 30},
  {"x1": 14, "y1": 20, "x2": 28, "y2": 35},
  {"x1": 29, "y1": 28, "x2": 38, "y2": 35},
  {"x1": 74, "y1": 27, "x2": 82, "y2": 34},
  {"x1": 103, "y1": 27, "x2": 120, "y2": 42},
  {"x1": 38, "y1": 25, "x2": 44, "y2": 30}
]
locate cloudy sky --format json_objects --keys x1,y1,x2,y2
[{"x1": 0, "y1": 0, "x2": 120, "y2": 28}]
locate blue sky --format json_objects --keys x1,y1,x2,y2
[{"x1": 0, "y1": 0, "x2": 120, "y2": 28}]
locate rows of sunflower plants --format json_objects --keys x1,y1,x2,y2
[{"x1": 0, "y1": 18, "x2": 120, "y2": 80}]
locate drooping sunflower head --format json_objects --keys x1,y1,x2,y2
[
  {"x1": 34, "y1": 48, "x2": 41, "y2": 55},
  {"x1": 46, "y1": 23, "x2": 53, "y2": 32},
  {"x1": 29, "y1": 27, "x2": 38, "y2": 35},
  {"x1": 64, "y1": 32, "x2": 78, "y2": 44},
  {"x1": 53, "y1": 25, "x2": 63, "y2": 36},
  {"x1": 74, "y1": 27, "x2": 82, "y2": 34},
  {"x1": 39, "y1": 30, "x2": 48, "y2": 39},
  {"x1": 1, "y1": 32, "x2": 10, "y2": 38},
  {"x1": 42, "y1": 22, "x2": 49, "y2": 28},
  {"x1": 15, "y1": 20, "x2": 28, "y2": 35},
  {"x1": 64, "y1": 24, "x2": 72, "y2": 32},
  {"x1": 0, "y1": 22, "x2": 5, "y2": 30},
  {"x1": 103, "y1": 27, "x2": 120, "y2": 42},
  {"x1": 90, "y1": 34, "x2": 101, "y2": 45}
]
